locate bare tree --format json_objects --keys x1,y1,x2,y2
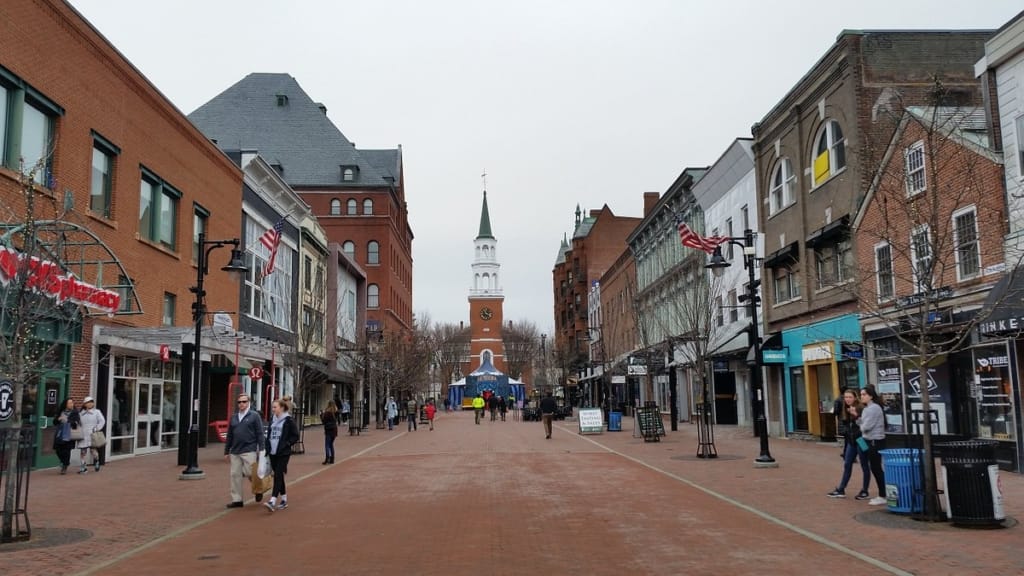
[
  {"x1": 846, "y1": 80, "x2": 1019, "y2": 519},
  {"x1": 425, "y1": 320, "x2": 470, "y2": 402},
  {"x1": 286, "y1": 253, "x2": 328, "y2": 444},
  {"x1": 502, "y1": 319, "x2": 540, "y2": 380}
]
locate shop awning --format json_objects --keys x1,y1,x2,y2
[
  {"x1": 96, "y1": 324, "x2": 290, "y2": 363},
  {"x1": 978, "y1": 271, "x2": 1024, "y2": 336},
  {"x1": 763, "y1": 242, "x2": 799, "y2": 268},
  {"x1": 805, "y1": 215, "x2": 850, "y2": 248}
]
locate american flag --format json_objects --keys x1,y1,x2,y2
[
  {"x1": 260, "y1": 219, "x2": 285, "y2": 275},
  {"x1": 677, "y1": 218, "x2": 728, "y2": 254}
]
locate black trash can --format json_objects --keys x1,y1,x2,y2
[{"x1": 935, "y1": 440, "x2": 1005, "y2": 526}]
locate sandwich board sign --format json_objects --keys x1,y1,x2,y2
[{"x1": 578, "y1": 408, "x2": 603, "y2": 435}]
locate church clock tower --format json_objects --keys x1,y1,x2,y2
[{"x1": 467, "y1": 190, "x2": 506, "y2": 374}]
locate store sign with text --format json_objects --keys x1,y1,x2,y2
[{"x1": 0, "y1": 246, "x2": 121, "y2": 314}]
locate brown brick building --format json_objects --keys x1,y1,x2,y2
[
  {"x1": 750, "y1": 30, "x2": 992, "y2": 438},
  {"x1": 552, "y1": 205, "x2": 643, "y2": 378},
  {"x1": 0, "y1": 0, "x2": 260, "y2": 467}
]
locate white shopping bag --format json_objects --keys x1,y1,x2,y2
[{"x1": 256, "y1": 450, "x2": 270, "y2": 478}]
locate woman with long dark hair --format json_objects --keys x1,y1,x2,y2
[
  {"x1": 53, "y1": 397, "x2": 79, "y2": 475},
  {"x1": 827, "y1": 388, "x2": 871, "y2": 499},
  {"x1": 320, "y1": 400, "x2": 338, "y2": 465},
  {"x1": 857, "y1": 385, "x2": 887, "y2": 505}
]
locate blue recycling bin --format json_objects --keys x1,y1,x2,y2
[
  {"x1": 879, "y1": 448, "x2": 924, "y2": 514},
  {"x1": 608, "y1": 411, "x2": 622, "y2": 432}
]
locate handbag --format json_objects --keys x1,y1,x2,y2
[
  {"x1": 69, "y1": 427, "x2": 85, "y2": 441},
  {"x1": 856, "y1": 436, "x2": 870, "y2": 452},
  {"x1": 91, "y1": 430, "x2": 107, "y2": 448}
]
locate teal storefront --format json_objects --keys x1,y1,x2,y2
[{"x1": 765, "y1": 314, "x2": 865, "y2": 438}]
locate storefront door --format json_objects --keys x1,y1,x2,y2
[
  {"x1": 790, "y1": 367, "x2": 808, "y2": 431},
  {"x1": 34, "y1": 372, "x2": 66, "y2": 469},
  {"x1": 136, "y1": 378, "x2": 163, "y2": 454}
]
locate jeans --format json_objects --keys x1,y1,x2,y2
[
  {"x1": 407, "y1": 414, "x2": 417, "y2": 431},
  {"x1": 269, "y1": 453, "x2": 290, "y2": 498},
  {"x1": 324, "y1": 433, "x2": 335, "y2": 460},
  {"x1": 836, "y1": 439, "x2": 870, "y2": 493}
]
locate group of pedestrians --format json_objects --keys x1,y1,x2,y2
[
  {"x1": 224, "y1": 393, "x2": 300, "y2": 513},
  {"x1": 471, "y1": 392, "x2": 516, "y2": 424},
  {"x1": 52, "y1": 396, "x2": 106, "y2": 475},
  {"x1": 826, "y1": 385, "x2": 887, "y2": 506}
]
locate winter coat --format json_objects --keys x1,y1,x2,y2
[{"x1": 76, "y1": 408, "x2": 106, "y2": 449}]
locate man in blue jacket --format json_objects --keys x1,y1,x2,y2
[{"x1": 224, "y1": 393, "x2": 264, "y2": 508}]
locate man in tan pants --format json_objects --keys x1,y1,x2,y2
[
  {"x1": 540, "y1": 391, "x2": 558, "y2": 439},
  {"x1": 224, "y1": 394, "x2": 264, "y2": 507}
]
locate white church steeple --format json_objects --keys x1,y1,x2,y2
[{"x1": 471, "y1": 190, "x2": 502, "y2": 297}]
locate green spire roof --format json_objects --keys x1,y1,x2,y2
[{"x1": 477, "y1": 190, "x2": 494, "y2": 239}]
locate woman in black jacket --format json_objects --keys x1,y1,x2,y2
[
  {"x1": 321, "y1": 401, "x2": 339, "y2": 465},
  {"x1": 53, "y1": 398, "x2": 79, "y2": 474},
  {"x1": 827, "y1": 388, "x2": 871, "y2": 499},
  {"x1": 264, "y1": 396, "x2": 301, "y2": 512}
]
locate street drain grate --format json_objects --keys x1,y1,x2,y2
[
  {"x1": 670, "y1": 454, "x2": 744, "y2": 462},
  {"x1": 0, "y1": 527, "x2": 92, "y2": 552},
  {"x1": 854, "y1": 509, "x2": 1018, "y2": 531}
]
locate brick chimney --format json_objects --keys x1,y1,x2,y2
[{"x1": 643, "y1": 192, "x2": 660, "y2": 217}]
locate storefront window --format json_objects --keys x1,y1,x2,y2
[
  {"x1": 790, "y1": 367, "x2": 807, "y2": 431},
  {"x1": 110, "y1": 354, "x2": 181, "y2": 456},
  {"x1": 973, "y1": 344, "x2": 1015, "y2": 441}
]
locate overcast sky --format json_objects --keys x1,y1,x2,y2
[{"x1": 70, "y1": 0, "x2": 1022, "y2": 333}]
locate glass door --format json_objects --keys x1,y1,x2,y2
[
  {"x1": 33, "y1": 373, "x2": 66, "y2": 469},
  {"x1": 136, "y1": 378, "x2": 163, "y2": 454},
  {"x1": 111, "y1": 377, "x2": 136, "y2": 456}
]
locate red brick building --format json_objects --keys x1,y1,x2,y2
[
  {"x1": 0, "y1": 0, "x2": 257, "y2": 467},
  {"x1": 189, "y1": 74, "x2": 413, "y2": 334},
  {"x1": 853, "y1": 106, "x2": 1013, "y2": 464}
]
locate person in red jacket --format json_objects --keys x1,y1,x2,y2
[{"x1": 425, "y1": 400, "x2": 437, "y2": 431}]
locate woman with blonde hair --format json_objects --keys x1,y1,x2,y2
[{"x1": 264, "y1": 396, "x2": 300, "y2": 511}]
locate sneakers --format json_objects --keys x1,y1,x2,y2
[
  {"x1": 277, "y1": 501, "x2": 288, "y2": 510},
  {"x1": 854, "y1": 491, "x2": 870, "y2": 500},
  {"x1": 869, "y1": 497, "x2": 887, "y2": 506},
  {"x1": 225, "y1": 501, "x2": 243, "y2": 509},
  {"x1": 827, "y1": 489, "x2": 846, "y2": 498},
  {"x1": 264, "y1": 501, "x2": 276, "y2": 512}
]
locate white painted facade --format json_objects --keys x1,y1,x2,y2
[{"x1": 977, "y1": 14, "x2": 1024, "y2": 261}]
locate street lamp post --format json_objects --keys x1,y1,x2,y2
[
  {"x1": 705, "y1": 228, "x2": 776, "y2": 467},
  {"x1": 181, "y1": 233, "x2": 248, "y2": 479}
]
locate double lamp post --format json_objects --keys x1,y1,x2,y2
[
  {"x1": 705, "y1": 228, "x2": 775, "y2": 467},
  {"x1": 181, "y1": 233, "x2": 248, "y2": 479}
]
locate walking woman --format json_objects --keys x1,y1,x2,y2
[
  {"x1": 857, "y1": 385, "x2": 888, "y2": 505},
  {"x1": 827, "y1": 388, "x2": 871, "y2": 499},
  {"x1": 265, "y1": 396, "x2": 300, "y2": 512},
  {"x1": 53, "y1": 398, "x2": 79, "y2": 474},
  {"x1": 321, "y1": 400, "x2": 339, "y2": 465},
  {"x1": 76, "y1": 396, "x2": 106, "y2": 474}
]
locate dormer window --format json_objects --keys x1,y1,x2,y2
[
  {"x1": 275, "y1": 94, "x2": 289, "y2": 106},
  {"x1": 341, "y1": 166, "x2": 358, "y2": 182}
]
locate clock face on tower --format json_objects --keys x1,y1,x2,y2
[{"x1": 480, "y1": 307, "x2": 493, "y2": 321}]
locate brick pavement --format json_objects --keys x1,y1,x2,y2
[{"x1": 1, "y1": 411, "x2": 1020, "y2": 575}]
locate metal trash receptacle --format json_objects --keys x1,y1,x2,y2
[
  {"x1": 608, "y1": 411, "x2": 622, "y2": 432},
  {"x1": 936, "y1": 440, "x2": 1004, "y2": 526},
  {"x1": 879, "y1": 448, "x2": 923, "y2": 514}
]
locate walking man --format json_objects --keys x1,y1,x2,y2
[
  {"x1": 540, "y1": 391, "x2": 557, "y2": 439},
  {"x1": 225, "y1": 393, "x2": 264, "y2": 508},
  {"x1": 472, "y1": 394, "x2": 485, "y2": 424},
  {"x1": 498, "y1": 395, "x2": 507, "y2": 421},
  {"x1": 407, "y1": 397, "x2": 418, "y2": 431},
  {"x1": 488, "y1": 394, "x2": 498, "y2": 421}
]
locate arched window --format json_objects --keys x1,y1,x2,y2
[
  {"x1": 474, "y1": 273, "x2": 480, "y2": 290},
  {"x1": 343, "y1": 167, "x2": 355, "y2": 181},
  {"x1": 769, "y1": 158, "x2": 795, "y2": 215},
  {"x1": 493, "y1": 273, "x2": 499, "y2": 289},
  {"x1": 367, "y1": 284, "x2": 379, "y2": 308},
  {"x1": 330, "y1": 199, "x2": 341, "y2": 215},
  {"x1": 363, "y1": 198, "x2": 373, "y2": 215},
  {"x1": 483, "y1": 245, "x2": 490, "y2": 259},
  {"x1": 482, "y1": 273, "x2": 490, "y2": 290},
  {"x1": 347, "y1": 199, "x2": 357, "y2": 215},
  {"x1": 812, "y1": 120, "x2": 846, "y2": 186},
  {"x1": 367, "y1": 240, "x2": 379, "y2": 264},
  {"x1": 342, "y1": 241, "x2": 355, "y2": 257}
]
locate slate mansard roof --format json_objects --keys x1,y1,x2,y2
[{"x1": 188, "y1": 73, "x2": 399, "y2": 188}]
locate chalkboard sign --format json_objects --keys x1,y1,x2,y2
[
  {"x1": 637, "y1": 405, "x2": 665, "y2": 442},
  {"x1": 578, "y1": 408, "x2": 603, "y2": 435}
]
